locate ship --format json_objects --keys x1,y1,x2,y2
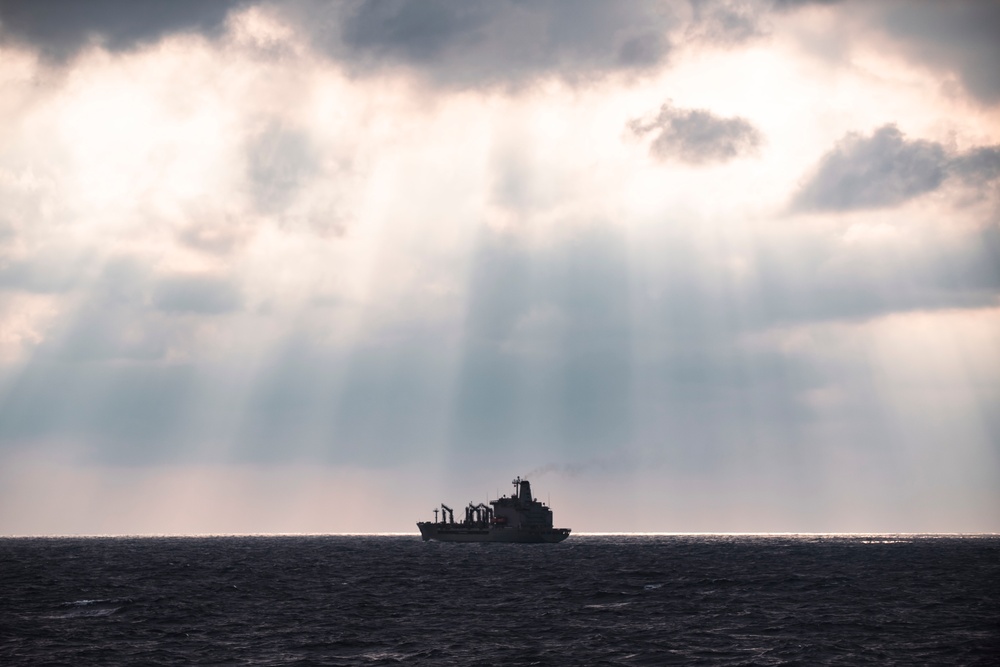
[{"x1": 417, "y1": 476, "x2": 571, "y2": 543}]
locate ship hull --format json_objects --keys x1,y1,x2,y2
[{"x1": 417, "y1": 522, "x2": 570, "y2": 543}]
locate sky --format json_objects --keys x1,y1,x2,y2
[{"x1": 0, "y1": 0, "x2": 998, "y2": 535}]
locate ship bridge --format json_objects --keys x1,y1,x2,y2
[{"x1": 490, "y1": 477, "x2": 554, "y2": 529}]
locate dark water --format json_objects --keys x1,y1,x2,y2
[{"x1": 2, "y1": 535, "x2": 998, "y2": 665}]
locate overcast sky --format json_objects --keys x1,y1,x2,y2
[{"x1": 1, "y1": 0, "x2": 998, "y2": 535}]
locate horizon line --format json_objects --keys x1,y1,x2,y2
[{"x1": 2, "y1": 531, "x2": 998, "y2": 539}]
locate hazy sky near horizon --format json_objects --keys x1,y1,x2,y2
[{"x1": 1, "y1": 0, "x2": 998, "y2": 535}]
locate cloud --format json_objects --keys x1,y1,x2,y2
[
  {"x1": 792, "y1": 125, "x2": 946, "y2": 211},
  {"x1": 152, "y1": 274, "x2": 242, "y2": 315},
  {"x1": 0, "y1": 0, "x2": 244, "y2": 60},
  {"x1": 628, "y1": 101, "x2": 763, "y2": 164},
  {"x1": 176, "y1": 219, "x2": 254, "y2": 256},
  {"x1": 0, "y1": 1, "x2": 704, "y2": 89},
  {"x1": 748, "y1": 225, "x2": 1000, "y2": 324},
  {"x1": 868, "y1": 1, "x2": 1000, "y2": 105},
  {"x1": 305, "y1": 0, "x2": 678, "y2": 88},
  {"x1": 771, "y1": 0, "x2": 843, "y2": 9},
  {"x1": 688, "y1": 0, "x2": 769, "y2": 44},
  {"x1": 244, "y1": 120, "x2": 319, "y2": 216},
  {"x1": 772, "y1": 1, "x2": 1000, "y2": 106},
  {"x1": 949, "y1": 146, "x2": 1000, "y2": 187},
  {"x1": 0, "y1": 251, "x2": 89, "y2": 294},
  {"x1": 793, "y1": 125, "x2": 1000, "y2": 212},
  {"x1": 339, "y1": 0, "x2": 496, "y2": 64},
  {"x1": 5, "y1": 0, "x2": 998, "y2": 110},
  {"x1": 29, "y1": 259, "x2": 168, "y2": 362},
  {"x1": 10, "y1": 261, "x2": 245, "y2": 368}
]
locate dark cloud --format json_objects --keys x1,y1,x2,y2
[
  {"x1": 339, "y1": 0, "x2": 493, "y2": 64},
  {"x1": 0, "y1": 0, "x2": 244, "y2": 60},
  {"x1": 793, "y1": 125, "x2": 946, "y2": 211},
  {"x1": 871, "y1": 1, "x2": 1000, "y2": 105},
  {"x1": 628, "y1": 101, "x2": 763, "y2": 164},
  {"x1": 152, "y1": 274, "x2": 242, "y2": 315},
  {"x1": 6, "y1": 0, "x2": 997, "y2": 108},
  {"x1": 771, "y1": 0, "x2": 843, "y2": 9},
  {"x1": 689, "y1": 0, "x2": 768, "y2": 44},
  {"x1": 949, "y1": 146, "x2": 1000, "y2": 187},
  {"x1": 793, "y1": 125, "x2": 1000, "y2": 212},
  {"x1": 0, "y1": 0, "x2": 690, "y2": 87},
  {"x1": 293, "y1": 0, "x2": 677, "y2": 88},
  {"x1": 776, "y1": 1, "x2": 1000, "y2": 106}
]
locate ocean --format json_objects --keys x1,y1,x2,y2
[{"x1": 2, "y1": 535, "x2": 997, "y2": 665}]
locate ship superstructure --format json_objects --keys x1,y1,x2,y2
[{"x1": 417, "y1": 477, "x2": 571, "y2": 543}]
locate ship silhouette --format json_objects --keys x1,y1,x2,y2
[{"x1": 418, "y1": 477, "x2": 571, "y2": 543}]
